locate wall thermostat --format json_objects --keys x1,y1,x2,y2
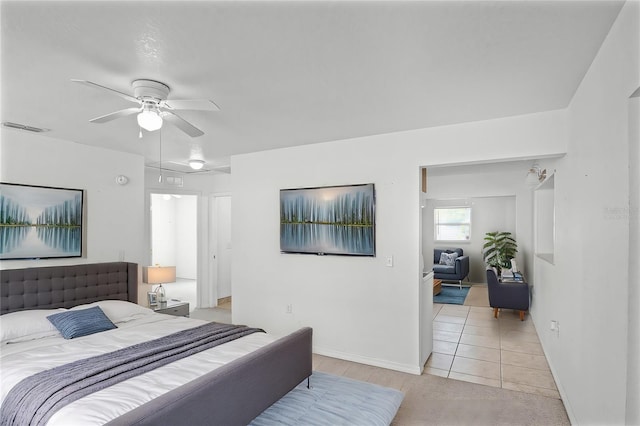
[{"x1": 115, "y1": 175, "x2": 129, "y2": 185}]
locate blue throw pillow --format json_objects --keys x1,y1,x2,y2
[{"x1": 47, "y1": 306, "x2": 117, "y2": 339}]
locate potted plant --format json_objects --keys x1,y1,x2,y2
[{"x1": 483, "y1": 231, "x2": 518, "y2": 273}]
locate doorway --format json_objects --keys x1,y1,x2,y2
[
  {"x1": 150, "y1": 193, "x2": 198, "y2": 310},
  {"x1": 210, "y1": 195, "x2": 232, "y2": 308}
]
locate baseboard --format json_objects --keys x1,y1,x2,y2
[
  {"x1": 313, "y1": 346, "x2": 422, "y2": 375},
  {"x1": 531, "y1": 314, "x2": 577, "y2": 425}
]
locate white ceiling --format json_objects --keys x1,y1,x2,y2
[{"x1": 1, "y1": 1, "x2": 624, "y2": 171}]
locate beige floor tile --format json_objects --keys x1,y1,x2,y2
[
  {"x1": 469, "y1": 306, "x2": 493, "y2": 313},
  {"x1": 426, "y1": 352, "x2": 454, "y2": 371},
  {"x1": 465, "y1": 317, "x2": 500, "y2": 329},
  {"x1": 499, "y1": 318, "x2": 536, "y2": 332},
  {"x1": 433, "y1": 339, "x2": 458, "y2": 355},
  {"x1": 437, "y1": 309, "x2": 469, "y2": 318},
  {"x1": 448, "y1": 371, "x2": 501, "y2": 388},
  {"x1": 433, "y1": 330, "x2": 462, "y2": 343},
  {"x1": 434, "y1": 314, "x2": 467, "y2": 325},
  {"x1": 459, "y1": 333, "x2": 501, "y2": 349},
  {"x1": 502, "y1": 364, "x2": 557, "y2": 390},
  {"x1": 500, "y1": 329, "x2": 540, "y2": 344},
  {"x1": 440, "y1": 304, "x2": 470, "y2": 312},
  {"x1": 462, "y1": 324, "x2": 500, "y2": 337},
  {"x1": 423, "y1": 366, "x2": 449, "y2": 378},
  {"x1": 502, "y1": 380, "x2": 561, "y2": 399},
  {"x1": 496, "y1": 310, "x2": 532, "y2": 322},
  {"x1": 501, "y1": 350, "x2": 550, "y2": 371},
  {"x1": 431, "y1": 300, "x2": 560, "y2": 401},
  {"x1": 455, "y1": 343, "x2": 501, "y2": 363},
  {"x1": 450, "y1": 356, "x2": 501, "y2": 380},
  {"x1": 433, "y1": 321, "x2": 464, "y2": 333},
  {"x1": 501, "y1": 339, "x2": 544, "y2": 355},
  {"x1": 467, "y1": 310, "x2": 496, "y2": 321}
]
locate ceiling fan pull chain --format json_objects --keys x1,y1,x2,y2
[{"x1": 158, "y1": 130, "x2": 163, "y2": 183}]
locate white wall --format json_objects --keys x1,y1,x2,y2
[
  {"x1": 150, "y1": 194, "x2": 197, "y2": 279},
  {"x1": 175, "y1": 195, "x2": 197, "y2": 278},
  {"x1": 151, "y1": 194, "x2": 177, "y2": 266},
  {"x1": 232, "y1": 108, "x2": 567, "y2": 374},
  {"x1": 530, "y1": 2, "x2": 639, "y2": 424},
  {"x1": 424, "y1": 196, "x2": 516, "y2": 283},
  {"x1": 0, "y1": 128, "x2": 144, "y2": 269},
  {"x1": 627, "y1": 95, "x2": 639, "y2": 426},
  {"x1": 0, "y1": 130, "x2": 145, "y2": 272}
]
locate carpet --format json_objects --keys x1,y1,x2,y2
[
  {"x1": 249, "y1": 371, "x2": 404, "y2": 426},
  {"x1": 433, "y1": 286, "x2": 470, "y2": 305}
]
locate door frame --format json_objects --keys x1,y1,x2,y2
[
  {"x1": 145, "y1": 188, "x2": 205, "y2": 308},
  {"x1": 208, "y1": 192, "x2": 231, "y2": 307}
]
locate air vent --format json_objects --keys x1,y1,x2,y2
[{"x1": 2, "y1": 121, "x2": 50, "y2": 133}]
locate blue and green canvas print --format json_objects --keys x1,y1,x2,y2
[
  {"x1": 0, "y1": 183, "x2": 83, "y2": 259},
  {"x1": 280, "y1": 184, "x2": 375, "y2": 256}
]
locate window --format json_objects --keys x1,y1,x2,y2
[{"x1": 434, "y1": 207, "x2": 471, "y2": 241}]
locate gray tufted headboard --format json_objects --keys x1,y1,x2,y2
[{"x1": 0, "y1": 262, "x2": 138, "y2": 315}]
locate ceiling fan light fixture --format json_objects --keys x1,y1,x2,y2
[
  {"x1": 189, "y1": 159, "x2": 205, "y2": 170},
  {"x1": 137, "y1": 107, "x2": 163, "y2": 132}
]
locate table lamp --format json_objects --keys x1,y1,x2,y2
[{"x1": 143, "y1": 265, "x2": 176, "y2": 304}]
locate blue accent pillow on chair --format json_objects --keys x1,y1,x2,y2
[{"x1": 47, "y1": 306, "x2": 117, "y2": 339}]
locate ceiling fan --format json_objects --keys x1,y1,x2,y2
[{"x1": 71, "y1": 79, "x2": 219, "y2": 137}]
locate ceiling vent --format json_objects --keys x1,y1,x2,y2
[{"x1": 2, "y1": 121, "x2": 50, "y2": 133}]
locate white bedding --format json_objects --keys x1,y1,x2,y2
[{"x1": 0, "y1": 313, "x2": 276, "y2": 426}]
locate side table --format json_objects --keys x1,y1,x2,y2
[{"x1": 153, "y1": 300, "x2": 189, "y2": 317}]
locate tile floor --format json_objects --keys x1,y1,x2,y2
[{"x1": 426, "y1": 303, "x2": 561, "y2": 399}]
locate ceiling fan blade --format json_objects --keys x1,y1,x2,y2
[
  {"x1": 89, "y1": 107, "x2": 140, "y2": 123},
  {"x1": 162, "y1": 99, "x2": 220, "y2": 111},
  {"x1": 161, "y1": 111, "x2": 205, "y2": 137},
  {"x1": 71, "y1": 79, "x2": 140, "y2": 104}
]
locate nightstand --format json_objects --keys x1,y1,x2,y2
[{"x1": 153, "y1": 300, "x2": 189, "y2": 317}]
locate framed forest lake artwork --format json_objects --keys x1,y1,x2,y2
[
  {"x1": 280, "y1": 183, "x2": 375, "y2": 256},
  {"x1": 0, "y1": 183, "x2": 84, "y2": 260}
]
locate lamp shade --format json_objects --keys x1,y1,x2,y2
[{"x1": 143, "y1": 266, "x2": 176, "y2": 284}]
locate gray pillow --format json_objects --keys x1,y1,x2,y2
[
  {"x1": 47, "y1": 306, "x2": 117, "y2": 339},
  {"x1": 439, "y1": 252, "x2": 458, "y2": 266}
]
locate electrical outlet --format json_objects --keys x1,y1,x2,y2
[
  {"x1": 286, "y1": 304, "x2": 293, "y2": 314},
  {"x1": 550, "y1": 320, "x2": 560, "y2": 336}
]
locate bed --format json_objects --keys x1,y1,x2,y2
[{"x1": 0, "y1": 262, "x2": 312, "y2": 426}]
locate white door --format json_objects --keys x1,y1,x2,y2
[{"x1": 212, "y1": 196, "x2": 232, "y2": 303}]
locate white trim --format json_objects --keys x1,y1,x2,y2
[
  {"x1": 313, "y1": 346, "x2": 422, "y2": 376},
  {"x1": 533, "y1": 314, "x2": 577, "y2": 425}
]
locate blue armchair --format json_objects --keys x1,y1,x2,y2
[
  {"x1": 433, "y1": 248, "x2": 470, "y2": 288},
  {"x1": 486, "y1": 268, "x2": 530, "y2": 321}
]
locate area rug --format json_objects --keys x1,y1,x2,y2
[
  {"x1": 433, "y1": 286, "x2": 470, "y2": 305},
  {"x1": 249, "y1": 371, "x2": 404, "y2": 426}
]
